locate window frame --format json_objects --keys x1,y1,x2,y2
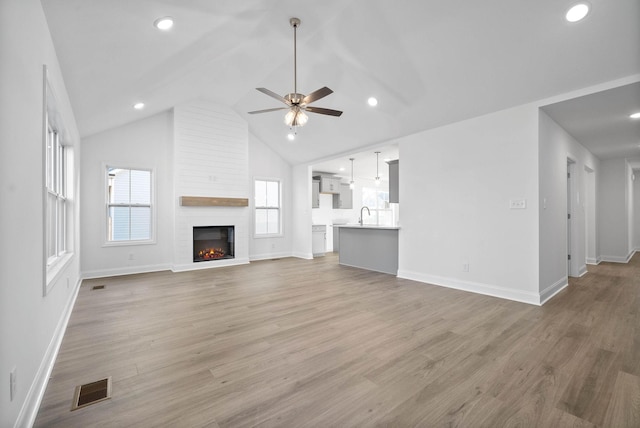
[
  {"x1": 45, "y1": 119, "x2": 67, "y2": 265},
  {"x1": 43, "y1": 65, "x2": 74, "y2": 296},
  {"x1": 253, "y1": 177, "x2": 283, "y2": 238},
  {"x1": 103, "y1": 164, "x2": 156, "y2": 246}
]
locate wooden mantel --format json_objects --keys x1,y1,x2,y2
[{"x1": 180, "y1": 196, "x2": 249, "y2": 207}]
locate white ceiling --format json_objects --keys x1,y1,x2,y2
[
  {"x1": 541, "y1": 82, "x2": 640, "y2": 159},
  {"x1": 41, "y1": 0, "x2": 640, "y2": 166}
]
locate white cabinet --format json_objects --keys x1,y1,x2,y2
[
  {"x1": 319, "y1": 176, "x2": 341, "y2": 194},
  {"x1": 312, "y1": 179, "x2": 320, "y2": 208},
  {"x1": 332, "y1": 183, "x2": 353, "y2": 209},
  {"x1": 312, "y1": 225, "x2": 326, "y2": 257}
]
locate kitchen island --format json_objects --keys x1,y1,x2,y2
[{"x1": 335, "y1": 225, "x2": 399, "y2": 275}]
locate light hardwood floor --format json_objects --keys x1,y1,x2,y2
[{"x1": 35, "y1": 253, "x2": 640, "y2": 427}]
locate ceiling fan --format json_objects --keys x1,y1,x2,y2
[{"x1": 248, "y1": 17, "x2": 343, "y2": 128}]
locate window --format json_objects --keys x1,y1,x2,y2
[
  {"x1": 44, "y1": 66, "x2": 75, "y2": 294},
  {"x1": 255, "y1": 179, "x2": 281, "y2": 236},
  {"x1": 107, "y1": 167, "x2": 152, "y2": 242},
  {"x1": 46, "y1": 124, "x2": 67, "y2": 264},
  {"x1": 362, "y1": 187, "x2": 391, "y2": 225}
]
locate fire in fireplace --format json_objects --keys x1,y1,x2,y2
[{"x1": 193, "y1": 226, "x2": 234, "y2": 262}]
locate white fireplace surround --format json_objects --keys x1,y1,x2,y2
[{"x1": 172, "y1": 100, "x2": 251, "y2": 272}]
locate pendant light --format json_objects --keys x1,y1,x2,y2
[
  {"x1": 374, "y1": 151, "x2": 381, "y2": 186},
  {"x1": 349, "y1": 158, "x2": 355, "y2": 189}
]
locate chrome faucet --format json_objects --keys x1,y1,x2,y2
[{"x1": 359, "y1": 206, "x2": 370, "y2": 226}]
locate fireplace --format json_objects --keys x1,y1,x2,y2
[{"x1": 193, "y1": 226, "x2": 235, "y2": 262}]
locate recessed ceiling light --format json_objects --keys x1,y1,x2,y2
[
  {"x1": 630, "y1": 112, "x2": 640, "y2": 119},
  {"x1": 154, "y1": 17, "x2": 174, "y2": 30},
  {"x1": 367, "y1": 97, "x2": 378, "y2": 107},
  {"x1": 383, "y1": 158, "x2": 391, "y2": 162},
  {"x1": 287, "y1": 133, "x2": 295, "y2": 141},
  {"x1": 339, "y1": 167, "x2": 345, "y2": 172},
  {"x1": 565, "y1": 3, "x2": 590, "y2": 22},
  {"x1": 133, "y1": 102, "x2": 145, "y2": 110}
]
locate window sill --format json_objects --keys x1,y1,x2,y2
[
  {"x1": 254, "y1": 234, "x2": 284, "y2": 239},
  {"x1": 102, "y1": 239, "x2": 156, "y2": 248},
  {"x1": 46, "y1": 252, "x2": 74, "y2": 292}
]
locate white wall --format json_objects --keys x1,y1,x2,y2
[
  {"x1": 397, "y1": 104, "x2": 541, "y2": 304},
  {"x1": 81, "y1": 111, "x2": 174, "y2": 277},
  {"x1": 248, "y1": 132, "x2": 293, "y2": 260},
  {"x1": 538, "y1": 111, "x2": 599, "y2": 293},
  {"x1": 626, "y1": 161, "x2": 636, "y2": 257},
  {"x1": 598, "y1": 158, "x2": 633, "y2": 262},
  {"x1": 585, "y1": 166, "x2": 598, "y2": 264},
  {"x1": 634, "y1": 169, "x2": 640, "y2": 250},
  {"x1": 0, "y1": 0, "x2": 81, "y2": 426},
  {"x1": 292, "y1": 165, "x2": 313, "y2": 259}
]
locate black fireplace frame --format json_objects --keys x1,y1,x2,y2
[{"x1": 193, "y1": 225, "x2": 235, "y2": 262}]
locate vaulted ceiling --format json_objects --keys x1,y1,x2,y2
[{"x1": 41, "y1": 0, "x2": 640, "y2": 165}]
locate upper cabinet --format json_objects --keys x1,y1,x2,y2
[
  {"x1": 333, "y1": 183, "x2": 353, "y2": 209},
  {"x1": 311, "y1": 172, "x2": 352, "y2": 209},
  {"x1": 312, "y1": 179, "x2": 320, "y2": 208},
  {"x1": 387, "y1": 160, "x2": 399, "y2": 203},
  {"x1": 312, "y1": 173, "x2": 342, "y2": 194},
  {"x1": 319, "y1": 176, "x2": 341, "y2": 194}
]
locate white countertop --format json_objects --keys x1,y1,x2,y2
[{"x1": 332, "y1": 224, "x2": 400, "y2": 230}]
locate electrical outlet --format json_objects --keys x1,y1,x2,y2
[
  {"x1": 10, "y1": 367, "x2": 17, "y2": 401},
  {"x1": 462, "y1": 263, "x2": 470, "y2": 272},
  {"x1": 128, "y1": 253, "x2": 134, "y2": 260},
  {"x1": 509, "y1": 199, "x2": 526, "y2": 209}
]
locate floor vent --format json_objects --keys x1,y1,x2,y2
[
  {"x1": 71, "y1": 377, "x2": 112, "y2": 411},
  {"x1": 92, "y1": 285, "x2": 105, "y2": 290}
]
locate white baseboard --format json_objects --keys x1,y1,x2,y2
[
  {"x1": 539, "y1": 277, "x2": 569, "y2": 305},
  {"x1": 600, "y1": 250, "x2": 635, "y2": 264},
  {"x1": 172, "y1": 258, "x2": 250, "y2": 273},
  {"x1": 586, "y1": 257, "x2": 600, "y2": 265},
  {"x1": 14, "y1": 277, "x2": 81, "y2": 428},
  {"x1": 82, "y1": 263, "x2": 172, "y2": 279},
  {"x1": 292, "y1": 252, "x2": 313, "y2": 260},
  {"x1": 576, "y1": 264, "x2": 588, "y2": 277},
  {"x1": 397, "y1": 270, "x2": 541, "y2": 306},
  {"x1": 249, "y1": 252, "x2": 293, "y2": 262}
]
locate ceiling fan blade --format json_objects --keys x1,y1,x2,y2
[
  {"x1": 248, "y1": 107, "x2": 288, "y2": 114},
  {"x1": 304, "y1": 106, "x2": 343, "y2": 117},
  {"x1": 256, "y1": 88, "x2": 291, "y2": 105},
  {"x1": 302, "y1": 87, "x2": 333, "y2": 105}
]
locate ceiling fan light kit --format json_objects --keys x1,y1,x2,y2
[
  {"x1": 248, "y1": 17, "x2": 343, "y2": 132},
  {"x1": 284, "y1": 106, "x2": 308, "y2": 127}
]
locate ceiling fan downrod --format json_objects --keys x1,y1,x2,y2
[{"x1": 290, "y1": 18, "x2": 300, "y2": 98}]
